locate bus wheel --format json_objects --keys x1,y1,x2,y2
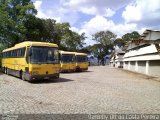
[
  {"x1": 2, "y1": 67, "x2": 5, "y2": 73},
  {"x1": 76, "y1": 67, "x2": 80, "y2": 72},
  {"x1": 55, "y1": 74, "x2": 60, "y2": 79},
  {"x1": 4, "y1": 68, "x2": 6, "y2": 74},
  {"x1": 22, "y1": 72, "x2": 26, "y2": 81},
  {"x1": 6, "y1": 68, "x2": 9, "y2": 75},
  {"x1": 5, "y1": 68, "x2": 7, "y2": 74},
  {"x1": 20, "y1": 71, "x2": 25, "y2": 81}
]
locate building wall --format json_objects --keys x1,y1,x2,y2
[
  {"x1": 145, "y1": 31, "x2": 160, "y2": 40},
  {"x1": 124, "y1": 44, "x2": 158, "y2": 59},
  {"x1": 136, "y1": 61, "x2": 146, "y2": 74},
  {"x1": 123, "y1": 61, "x2": 128, "y2": 69},
  {"x1": 148, "y1": 60, "x2": 160, "y2": 77},
  {"x1": 115, "y1": 62, "x2": 118, "y2": 68},
  {"x1": 123, "y1": 60, "x2": 160, "y2": 78},
  {"x1": 123, "y1": 61, "x2": 146, "y2": 74},
  {"x1": 130, "y1": 61, "x2": 135, "y2": 71}
]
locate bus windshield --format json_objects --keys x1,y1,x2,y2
[
  {"x1": 30, "y1": 46, "x2": 59, "y2": 64},
  {"x1": 61, "y1": 54, "x2": 75, "y2": 63},
  {"x1": 76, "y1": 55, "x2": 87, "y2": 62}
]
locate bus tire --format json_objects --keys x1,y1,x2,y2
[
  {"x1": 2, "y1": 67, "x2": 5, "y2": 73},
  {"x1": 22, "y1": 72, "x2": 26, "y2": 81},
  {"x1": 6, "y1": 68, "x2": 9, "y2": 75},
  {"x1": 4, "y1": 68, "x2": 6, "y2": 74},
  {"x1": 20, "y1": 71, "x2": 26, "y2": 81},
  {"x1": 76, "y1": 67, "x2": 80, "y2": 72},
  {"x1": 4, "y1": 68, "x2": 7, "y2": 74},
  {"x1": 55, "y1": 74, "x2": 60, "y2": 79}
]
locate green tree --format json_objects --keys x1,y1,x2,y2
[
  {"x1": 92, "y1": 30, "x2": 116, "y2": 58},
  {"x1": 114, "y1": 38, "x2": 126, "y2": 48},
  {"x1": 55, "y1": 23, "x2": 86, "y2": 51},
  {"x1": 122, "y1": 31, "x2": 140, "y2": 42},
  {"x1": 87, "y1": 44, "x2": 102, "y2": 56},
  {"x1": 63, "y1": 32, "x2": 86, "y2": 51},
  {"x1": 55, "y1": 22, "x2": 71, "y2": 47},
  {"x1": 0, "y1": 43, "x2": 7, "y2": 52},
  {"x1": 0, "y1": 0, "x2": 37, "y2": 47},
  {"x1": 24, "y1": 16, "x2": 44, "y2": 41}
]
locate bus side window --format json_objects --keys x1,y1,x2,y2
[
  {"x1": 15, "y1": 50, "x2": 18, "y2": 57},
  {"x1": 21, "y1": 48, "x2": 25, "y2": 57},
  {"x1": 59, "y1": 53, "x2": 61, "y2": 62},
  {"x1": 3, "y1": 52, "x2": 5, "y2": 58},
  {"x1": 11, "y1": 51, "x2": 13, "y2": 58},
  {"x1": 16, "y1": 49, "x2": 18, "y2": 57},
  {"x1": 17, "y1": 49, "x2": 20, "y2": 57}
]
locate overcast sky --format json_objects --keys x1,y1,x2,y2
[{"x1": 33, "y1": 0, "x2": 160, "y2": 45}]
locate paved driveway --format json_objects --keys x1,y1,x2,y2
[{"x1": 0, "y1": 66, "x2": 160, "y2": 114}]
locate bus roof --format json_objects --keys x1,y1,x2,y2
[
  {"x1": 59, "y1": 50, "x2": 76, "y2": 55},
  {"x1": 3, "y1": 41, "x2": 58, "y2": 52},
  {"x1": 75, "y1": 52, "x2": 87, "y2": 56}
]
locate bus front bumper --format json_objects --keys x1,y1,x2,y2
[
  {"x1": 61, "y1": 69, "x2": 75, "y2": 73},
  {"x1": 81, "y1": 68, "x2": 88, "y2": 70},
  {"x1": 76, "y1": 67, "x2": 88, "y2": 71},
  {"x1": 25, "y1": 73, "x2": 60, "y2": 81}
]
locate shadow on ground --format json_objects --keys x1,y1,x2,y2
[{"x1": 30, "y1": 77, "x2": 74, "y2": 84}]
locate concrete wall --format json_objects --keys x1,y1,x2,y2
[
  {"x1": 144, "y1": 31, "x2": 160, "y2": 41},
  {"x1": 130, "y1": 61, "x2": 135, "y2": 71},
  {"x1": 148, "y1": 60, "x2": 160, "y2": 77},
  {"x1": 124, "y1": 44, "x2": 158, "y2": 59},
  {"x1": 137, "y1": 61, "x2": 146, "y2": 74},
  {"x1": 123, "y1": 60, "x2": 160, "y2": 78},
  {"x1": 123, "y1": 61, "x2": 128, "y2": 69},
  {"x1": 124, "y1": 61, "x2": 146, "y2": 74},
  {"x1": 115, "y1": 61, "x2": 123, "y2": 68}
]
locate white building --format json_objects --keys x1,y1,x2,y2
[
  {"x1": 123, "y1": 30, "x2": 160, "y2": 77},
  {"x1": 110, "y1": 49, "x2": 125, "y2": 68}
]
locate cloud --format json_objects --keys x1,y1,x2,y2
[
  {"x1": 34, "y1": 1, "x2": 46, "y2": 18},
  {"x1": 79, "y1": 16, "x2": 137, "y2": 37},
  {"x1": 33, "y1": 0, "x2": 160, "y2": 46},
  {"x1": 33, "y1": 1, "x2": 61, "y2": 22},
  {"x1": 70, "y1": 16, "x2": 138, "y2": 45},
  {"x1": 122, "y1": 0, "x2": 160, "y2": 27},
  {"x1": 34, "y1": 0, "x2": 42, "y2": 9},
  {"x1": 62, "y1": 0, "x2": 131, "y2": 17},
  {"x1": 33, "y1": 0, "x2": 80, "y2": 25}
]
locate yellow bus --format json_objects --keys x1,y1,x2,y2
[
  {"x1": 75, "y1": 52, "x2": 88, "y2": 71},
  {"x1": 59, "y1": 51, "x2": 76, "y2": 72},
  {"x1": 1, "y1": 41, "x2": 60, "y2": 81}
]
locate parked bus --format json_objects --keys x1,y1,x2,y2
[
  {"x1": 1, "y1": 41, "x2": 60, "y2": 81},
  {"x1": 75, "y1": 52, "x2": 88, "y2": 71},
  {"x1": 59, "y1": 51, "x2": 76, "y2": 72}
]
